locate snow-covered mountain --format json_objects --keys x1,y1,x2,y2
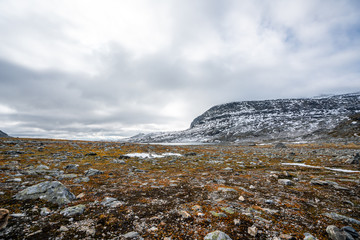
[{"x1": 129, "y1": 93, "x2": 360, "y2": 143}]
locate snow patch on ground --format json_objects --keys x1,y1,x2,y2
[
  {"x1": 282, "y1": 163, "x2": 360, "y2": 173},
  {"x1": 125, "y1": 152, "x2": 182, "y2": 158}
]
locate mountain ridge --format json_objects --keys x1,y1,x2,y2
[
  {"x1": 0, "y1": 130, "x2": 10, "y2": 138},
  {"x1": 129, "y1": 92, "x2": 360, "y2": 143}
]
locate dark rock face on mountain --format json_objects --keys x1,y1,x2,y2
[
  {"x1": 0, "y1": 130, "x2": 10, "y2": 138},
  {"x1": 130, "y1": 93, "x2": 360, "y2": 143}
]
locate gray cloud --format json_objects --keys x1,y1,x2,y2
[{"x1": 0, "y1": 0, "x2": 359, "y2": 139}]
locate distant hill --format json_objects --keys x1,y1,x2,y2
[
  {"x1": 0, "y1": 130, "x2": 10, "y2": 138},
  {"x1": 129, "y1": 92, "x2": 360, "y2": 143}
]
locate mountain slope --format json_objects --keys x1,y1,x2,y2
[
  {"x1": 0, "y1": 130, "x2": 10, "y2": 138},
  {"x1": 129, "y1": 93, "x2": 360, "y2": 143}
]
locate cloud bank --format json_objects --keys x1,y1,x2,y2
[{"x1": 0, "y1": 0, "x2": 359, "y2": 139}]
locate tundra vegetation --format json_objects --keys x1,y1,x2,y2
[{"x1": 0, "y1": 138, "x2": 359, "y2": 239}]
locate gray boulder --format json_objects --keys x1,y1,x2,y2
[
  {"x1": 64, "y1": 164, "x2": 79, "y2": 170},
  {"x1": 73, "y1": 177, "x2": 90, "y2": 183},
  {"x1": 204, "y1": 230, "x2": 232, "y2": 240},
  {"x1": 0, "y1": 208, "x2": 9, "y2": 229},
  {"x1": 14, "y1": 181, "x2": 75, "y2": 205},
  {"x1": 275, "y1": 142, "x2": 287, "y2": 148},
  {"x1": 324, "y1": 212, "x2": 360, "y2": 225},
  {"x1": 278, "y1": 179, "x2": 294, "y2": 186},
  {"x1": 303, "y1": 233, "x2": 316, "y2": 240},
  {"x1": 346, "y1": 153, "x2": 360, "y2": 164},
  {"x1": 60, "y1": 204, "x2": 86, "y2": 217},
  {"x1": 326, "y1": 225, "x2": 346, "y2": 240},
  {"x1": 342, "y1": 226, "x2": 359, "y2": 239},
  {"x1": 210, "y1": 187, "x2": 239, "y2": 201},
  {"x1": 123, "y1": 231, "x2": 144, "y2": 239},
  {"x1": 101, "y1": 197, "x2": 124, "y2": 208},
  {"x1": 84, "y1": 168, "x2": 104, "y2": 177}
]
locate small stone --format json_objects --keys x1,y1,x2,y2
[
  {"x1": 36, "y1": 164, "x2": 50, "y2": 171},
  {"x1": 303, "y1": 233, "x2": 316, "y2": 240},
  {"x1": 310, "y1": 180, "x2": 328, "y2": 186},
  {"x1": 57, "y1": 174, "x2": 78, "y2": 180},
  {"x1": 40, "y1": 207, "x2": 51, "y2": 216},
  {"x1": 221, "y1": 207, "x2": 235, "y2": 214},
  {"x1": 265, "y1": 199, "x2": 274, "y2": 204},
  {"x1": 10, "y1": 213, "x2": 26, "y2": 217},
  {"x1": 248, "y1": 225, "x2": 258, "y2": 237},
  {"x1": 111, "y1": 159, "x2": 126, "y2": 164},
  {"x1": 326, "y1": 225, "x2": 346, "y2": 240},
  {"x1": 59, "y1": 226, "x2": 69, "y2": 232},
  {"x1": 204, "y1": 230, "x2": 232, "y2": 240},
  {"x1": 278, "y1": 179, "x2": 294, "y2": 186},
  {"x1": 123, "y1": 231, "x2": 143, "y2": 239},
  {"x1": 6, "y1": 178, "x2": 22, "y2": 182},
  {"x1": 279, "y1": 234, "x2": 295, "y2": 240},
  {"x1": 210, "y1": 211, "x2": 227, "y2": 218},
  {"x1": 234, "y1": 219, "x2": 241, "y2": 226},
  {"x1": 0, "y1": 209, "x2": 9, "y2": 229},
  {"x1": 60, "y1": 204, "x2": 86, "y2": 217},
  {"x1": 238, "y1": 196, "x2": 245, "y2": 202},
  {"x1": 76, "y1": 193, "x2": 85, "y2": 199},
  {"x1": 223, "y1": 167, "x2": 233, "y2": 171},
  {"x1": 148, "y1": 226, "x2": 158, "y2": 232},
  {"x1": 191, "y1": 205, "x2": 202, "y2": 212},
  {"x1": 179, "y1": 210, "x2": 191, "y2": 219}
]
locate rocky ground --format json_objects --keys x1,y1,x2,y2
[{"x1": 0, "y1": 138, "x2": 359, "y2": 240}]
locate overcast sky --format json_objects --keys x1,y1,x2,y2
[{"x1": 0, "y1": 0, "x2": 360, "y2": 140}]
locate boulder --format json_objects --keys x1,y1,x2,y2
[
  {"x1": 64, "y1": 164, "x2": 79, "y2": 170},
  {"x1": 324, "y1": 212, "x2": 360, "y2": 225},
  {"x1": 14, "y1": 181, "x2": 75, "y2": 205},
  {"x1": 275, "y1": 142, "x2": 287, "y2": 148},
  {"x1": 248, "y1": 225, "x2": 258, "y2": 237},
  {"x1": 101, "y1": 197, "x2": 124, "y2": 208},
  {"x1": 84, "y1": 168, "x2": 103, "y2": 177},
  {"x1": 60, "y1": 204, "x2": 86, "y2": 217},
  {"x1": 326, "y1": 225, "x2": 346, "y2": 240},
  {"x1": 0, "y1": 209, "x2": 9, "y2": 229},
  {"x1": 303, "y1": 233, "x2": 316, "y2": 240},
  {"x1": 210, "y1": 187, "x2": 239, "y2": 201},
  {"x1": 278, "y1": 179, "x2": 294, "y2": 186},
  {"x1": 342, "y1": 226, "x2": 359, "y2": 239},
  {"x1": 346, "y1": 153, "x2": 360, "y2": 164},
  {"x1": 123, "y1": 231, "x2": 144, "y2": 239}
]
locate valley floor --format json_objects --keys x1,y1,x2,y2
[{"x1": 0, "y1": 138, "x2": 359, "y2": 239}]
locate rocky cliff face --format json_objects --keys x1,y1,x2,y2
[{"x1": 129, "y1": 93, "x2": 360, "y2": 143}]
